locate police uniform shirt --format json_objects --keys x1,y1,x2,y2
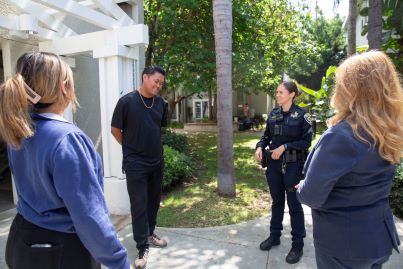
[{"x1": 257, "y1": 103, "x2": 312, "y2": 151}]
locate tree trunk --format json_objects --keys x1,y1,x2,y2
[
  {"x1": 166, "y1": 90, "x2": 176, "y2": 124},
  {"x1": 208, "y1": 87, "x2": 213, "y2": 120},
  {"x1": 213, "y1": 93, "x2": 218, "y2": 121},
  {"x1": 368, "y1": 0, "x2": 383, "y2": 50},
  {"x1": 347, "y1": 0, "x2": 357, "y2": 55},
  {"x1": 213, "y1": 0, "x2": 236, "y2": 197},
  {"x1": 145, "y1": 0, "x2": 161, "y2": 66}
]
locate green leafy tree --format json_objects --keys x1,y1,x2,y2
[
  {"x1": 232, "y1": 0, "x2": 303, "y2": 96},
  {"x1": 287, "y1": 12, "x2": 346, "y2": 90},
  {"x1": 296, "y1": 66, "x2": 337, "y2": 124},
  {"x1": 144, "y1": 0, "x2": 307, "y2": 120},
  {"x1": 144, "y1": 0, "x2": 216, "y2": 121},
  {"x1": 361, "y1": 0, "x2": 403, "y2": 73}
]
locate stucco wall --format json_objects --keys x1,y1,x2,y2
[{"x1": 72, "y1": 55, "x2": 103, "y2": 158}]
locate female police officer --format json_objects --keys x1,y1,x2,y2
[{"x1": 255, "y1": 81, "x2": 312, "y2": 264}]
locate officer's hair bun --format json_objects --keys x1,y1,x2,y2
[{"x1": 281, "y1": 81, "x2": 299, "y2": 96}]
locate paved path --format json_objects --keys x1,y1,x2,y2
[{"x1": 1, "y1": 206, "x2": 402, "y2": 269}]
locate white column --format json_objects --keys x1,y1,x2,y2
[
  {"x1": 1, "y1": 40, "x2": 18, "y2": 205},
  {"x1": 95, "y1": 47, "x2": 138, "y2": 214}
]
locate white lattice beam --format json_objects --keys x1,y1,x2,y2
[
  {"x1": 9, "y1": 0, "x2": 76, "y2": 37},
  {"x1": 0, "y1": 16, "x2": 18, "y2": 30},
  {"x1": 39, "y1": 24, "x2": 148, "y2": 55},
  {"x1": 92, "y1": 0, "x2": 134, "y2": 25},
  {"x1": 32, "y1": 0, "x2": 121, "y2": 29}
]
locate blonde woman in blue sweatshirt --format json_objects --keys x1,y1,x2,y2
[
  {"x1": 0, "y1": 52, "x2": 133, "y2": 269},
  {"x1": 297, "y1": 51, "x2": 402, "y2": 269}
]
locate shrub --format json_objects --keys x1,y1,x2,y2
[
  {"x1": 162, "y1": 129, "x2": 188, "y2": 153},
  {"x1": 163, "y1": 145, "x2": 193, "y2": 190},
  {"x1": 168, "y1": 121, "x2": 184, "y2": 129},
  {"x1": 390, "y1": 160, "x2": 403, "y2": 219}
]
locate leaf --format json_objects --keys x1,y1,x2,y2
[
  {"x1": 361, "y1": 25, "x2": 369, "y2": 36},
  {"x1": 356, "y1": 45, "x2": 369, "y2": 52},
  {"x1": 360, "y1": 7, "x2": 369, "y2": 16},
  {"x1": 325, "y1": 66, "x2": 337, "y2": 78},
  {"x1": 299, "y1": 84, "x2": 321, "y2": 99},
  {"x1": 297, "y1": 102, "x2": 311, "y2": 108}
]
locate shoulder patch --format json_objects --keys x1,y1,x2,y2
[{"x1": 304, "y1": 113, "x2": 312, "y2": 125}]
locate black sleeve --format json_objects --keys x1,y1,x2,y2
[
  {"x1": 288, "y1": 113, "x2": 313, "y2": 150},
  {"x1": 256, "y1": 119, "x2": 272, "y2": 149},
  {"x1": 111, "y1": 98, "x2": 125, "y2": 130},
  {"x1": 161, "y1": 101, "x2": 168, "y2": 128}
]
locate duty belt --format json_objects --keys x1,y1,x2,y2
[{"x1": 284, "y1": 150, "x2": 307, "y2": 163}]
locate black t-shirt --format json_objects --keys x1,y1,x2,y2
[{"x1": 111, "y1": 90, "x2": 167, "y2": 166}]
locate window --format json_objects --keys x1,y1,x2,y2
[{"x1": 193, "y1": 99, "x2": 209, "y2": 119}]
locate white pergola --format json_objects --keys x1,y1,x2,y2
[{"x1": 0, "y1": 0, "x2": 148, "y2": 214}]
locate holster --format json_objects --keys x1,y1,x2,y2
[{"x1": 261, "y1": 149, "x2": 269, "y2": 168}]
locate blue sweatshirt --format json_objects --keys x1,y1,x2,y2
[{"x1": 8, "y1": 113, "x2": 130, "y2": 269}]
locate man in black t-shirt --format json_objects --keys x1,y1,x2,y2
[{"x1": 111, "y1": 66, "x2": 168, "y2": 269}]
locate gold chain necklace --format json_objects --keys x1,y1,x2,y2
[{"x1": 138, "y1": 89, "x2": 154, "y2": 109}]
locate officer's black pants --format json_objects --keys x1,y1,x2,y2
[
  {"x1": 125, "y1": 160, "x2": 163, "y2": 251},
  {"x1": 6, "y1": 213, "x2": 100, "y2": 269},
  {"x1": 266, "y1": 159, "x2": 305, "y2": 249}
]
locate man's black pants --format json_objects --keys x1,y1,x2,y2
[
  {"x1": 6, "y1": 213, "x2": 100, "y2": 269},
  {"x1": 125, "y1": 160, "x2": 163, "y2": 251}
]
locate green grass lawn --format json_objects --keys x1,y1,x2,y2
[{"x1": 157, "y1": 131, "x2": 270, "y2": 228}]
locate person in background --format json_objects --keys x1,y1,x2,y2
[
  {"x1": 111, "y1": 66, "x2": 168, "y2": 269},
  {"x1": 243, "y1": 102, "x2": 251, "y2": 118},
  {"x1": 255, "y1": 81, "x2": 312, "y2": 264},
  {"x1": 297, "y1": 51, "x2": 402, "y2": 269},
  {"x1": 0, "y1": 52, "x2": 132, "y2": 269}
]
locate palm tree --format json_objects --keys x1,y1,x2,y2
[
  {"x1": 367, "y1": 0, "x2": 383, "y2": 49},
  {"x1": 213, "y1": 0, "x2": 236, "y2": 197},
  {"x1": 347, "y1": 0, "x2": 358, "y2": 55}
]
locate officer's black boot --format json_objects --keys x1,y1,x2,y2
[
  {"x1": 285, "y1": 246, "x2": 303, "y2": 264},
  {"x1": 259, "y1": 236, "x2": 280, "y2": 251}
]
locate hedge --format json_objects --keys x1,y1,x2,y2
[
  {"x1": 161, "y1": 129, "x2": 188, "y2": 153},
  {"x1": 390, "y1": 160, "x2": 403, "y2": 219},
  {"x1": 162, "y1": 145, "x2": 193, "y2": 190}
]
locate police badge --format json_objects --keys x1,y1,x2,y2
[
  {"x1": 304, "y1": 113, "x2": 312, "y2": 125},
  {"x1": 291, "y1": 111, "x2": 299, "y2": 118}
]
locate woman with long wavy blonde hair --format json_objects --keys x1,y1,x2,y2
[{"x1": 297, "y1": 51, "x2": 402, "y2": 269}]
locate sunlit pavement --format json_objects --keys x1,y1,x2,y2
[{"x1": 1, "y1": 206, "x2": 402, "y2": 269}]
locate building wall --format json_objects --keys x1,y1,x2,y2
[
  {"x1": 182, "y1": 90, "x2": 274, "y2": 121},
  {"x1": 73, "y1": 55, "x2": 103, "y2": 158},
  {"x1": 356, "y1": 0, "x2": 369, "y2": 47}
]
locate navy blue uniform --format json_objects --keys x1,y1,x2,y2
[
  {"x1": 257, "y1": 103, "x2": 312, "y2": 249},
  {"x1": 297, "y1": 121, "x2": 400, "y2": 268}
]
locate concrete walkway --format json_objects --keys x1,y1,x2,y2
[{"x1": 1, "y1": 205, "x2": 402, "y2": 269}]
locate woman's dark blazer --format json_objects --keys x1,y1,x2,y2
[{"x1": 297, "y1": 121, "x2": 400, "y2": 259}]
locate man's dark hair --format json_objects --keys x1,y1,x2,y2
[
  {"x1": 281, "y1": 81, "x2": 300, "y2": 97},
  {"x1": 142, "y1": 66, "x2": 166, "y2": 82}
]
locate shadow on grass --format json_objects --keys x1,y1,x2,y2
[{"x1": 158, "y1": 132, "x2": 271, "y2": 227}]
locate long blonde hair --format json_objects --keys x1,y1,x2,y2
[
  {"x1": 329, "y1": 51, "x2": 403, "y2": 164},
  {"x1": 0, "y1": 52, "x2": 77, "y2": 149}
]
